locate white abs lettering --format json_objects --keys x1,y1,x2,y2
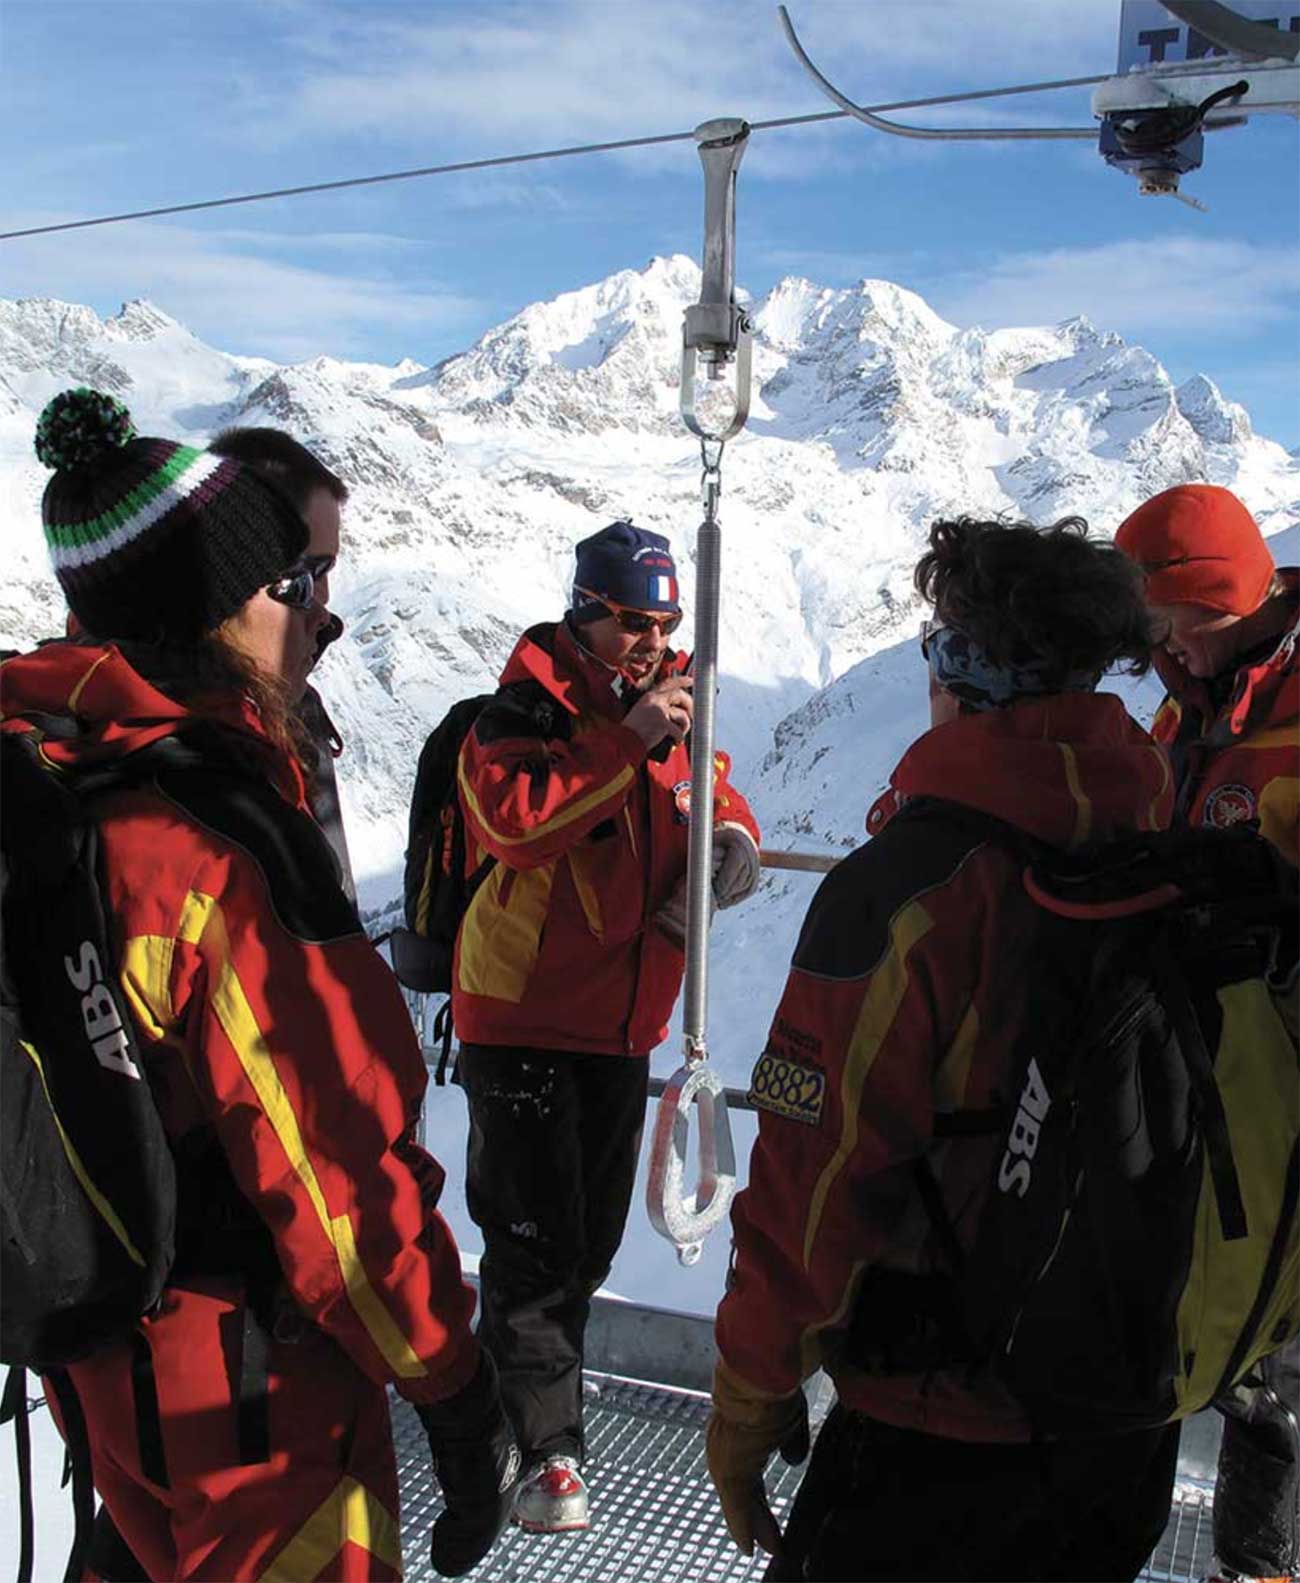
[
  {"x1": 64, "y1": 941, "x2": 100, "y2": 992},
  {"x1": 65, "y1": 938, "x2": 142, "y2": 1081},
  {"x1": 997, "y1": 1059, "x2": 1052, "y2": 1197}
]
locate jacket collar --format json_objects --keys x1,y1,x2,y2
[
  {"x1": 867, "y1": 692, "x2": 1173, "y2": 849},
  {"x1": 0, "y1": 640, "x2": 307, "y2": 807},
  {"x1": 499, "y1": 619, "x2": 687, "y2": 722}
]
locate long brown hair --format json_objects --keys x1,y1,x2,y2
[{"x1": 112, "y1": 630, "x2": 316, "y2": 782}]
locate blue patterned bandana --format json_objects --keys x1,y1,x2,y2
[{"x1": 924, "y1": 621, "x2": 1101, "y2": 711}]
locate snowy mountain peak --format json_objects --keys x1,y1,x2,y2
[
  {"x1": 424, "y1": 256, "x2": 694, "y2": 380},
  {"x1": 1, "y1": 265, "x2": 1296, "y2": 917},
  {"x1": 1053, "y1": 313, "x2": 1125, "y2": 354},
  {"x1": 103, "y1": 300, "x2": 186, "y2": 343},
  {"x1": 1177, "y1": 373, "x2": 1252, "y2": 446},
  {"x1": 0, "y1": 298, "x2": 109, "y2": 374},
  {"x1": 0, "y1": 296, "x2": 105, "y2": 344},
  {"x1": 755, "y1": 274, "x2": 953, "y2": 354},
  {"x1": 849, "y1": 276, "x2": 956, "y2": 341}
]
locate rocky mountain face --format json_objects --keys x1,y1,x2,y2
[
  {"x1": 2, "y1": 260, "x2": 1296, "y2": 925},
  {"x1": 3, "y1": 262, "x2": 1297, "y2": 1312}
]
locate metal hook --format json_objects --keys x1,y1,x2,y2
[
  {"x1": 700, "y1": 437, "x2": 725, "y2": 523},
  {"x1": 645, "y1": 1060, "x2": 738, "y2": 1266},
  {"x1": 681, "y1": 117, "x2": 754, "y2": 445}
]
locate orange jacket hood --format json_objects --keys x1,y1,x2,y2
[
  {"x1": 0, "y1": 640, "x2": 306, "y2": 804},
  {"x1": 867, "y1": 691, "x2": 1173, "y2": 848},
  {"x1": 499, "y1": 620, "x2": 688, "y2": 722}
]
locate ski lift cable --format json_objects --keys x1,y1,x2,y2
[
  {"x1": 778, "y1": 7, "x2": 1096, "y2": 140},
  {"x1": 0, "y1": 71, "x2": 1115, "y2": 243}
]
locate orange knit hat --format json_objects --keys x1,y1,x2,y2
[{"x1": 1115, "y1": 484, "x2": 1274, "y2": 616}]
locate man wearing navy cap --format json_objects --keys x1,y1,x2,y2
[{"x1": 453, "y1": 520, "x2": 761, "y2": 1533}]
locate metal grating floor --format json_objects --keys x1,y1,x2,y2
[
  {"x1": 1140, "y1": 1482, "x2": 1215, "y2": 1583},
  {"x1": 393, "y1": 1376, "x2": 1216, "y2": 1583},
  {"x1": 395, "y1": 1375, "x2": 802, "y2": 1583}
]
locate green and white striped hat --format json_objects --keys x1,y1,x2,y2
[{"x1": 37, "y1": 387, "x2": 307, "y2": 642}]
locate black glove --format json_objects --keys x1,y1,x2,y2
[{"x1": 416, "y1": 1351, "x2": 521, "y2": 1577}]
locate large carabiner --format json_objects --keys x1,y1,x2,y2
[
  {"x1": 680, "y1": 117, "x2": 752, "y2": 444},
  {"x1": 645, "y1": 1061, "x2": 737, "y2": 1266}
]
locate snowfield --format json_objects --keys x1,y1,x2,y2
[{"x1": 2, "y1": 264, "x2": 1297, "y2": 1322}]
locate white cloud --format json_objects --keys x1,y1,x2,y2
[
  {"x1": 0, "y1": 215, "x2": 482, "y2": 363},
  {"x1": 259, "y1": 0, "x2": 1115, "y2": 173},
  {"x1": 927, "y1": 236, "x2": 1300, "y2": 339}
]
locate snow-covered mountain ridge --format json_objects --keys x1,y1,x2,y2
[
  {"x1": 2, "y1": 261, "x2": 1297, "y2": 912},
  {"x1": 3, "y1": 263, "x2": 1297, "y2": 1312}
]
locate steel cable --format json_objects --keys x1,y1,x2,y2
[{"x1": 0, "y1": 72, "x2": 1112, "y2": 242}]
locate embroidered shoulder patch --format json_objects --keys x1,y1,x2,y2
[
  {"x1": 748, "y1": 1050, "x2": 826, "y2": 1126},
  {"x1": 1203, "y1": 782, "x2": 1257, "y2": 829}
]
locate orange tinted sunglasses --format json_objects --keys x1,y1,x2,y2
[{"x1": 575, "y1": 587, "x2": 683, "y2": 637}]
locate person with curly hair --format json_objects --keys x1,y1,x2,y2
[{"x1": 707, "y1": 516, "x2": 1181, "y2": 1581}]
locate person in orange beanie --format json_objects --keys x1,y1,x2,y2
[
  {"x1": 1116, "y1": 483, "x2": 1297, "y2": 864},
  {"x1": 1117, "y1": 482, "x2": 1298, "y2": 1583}
]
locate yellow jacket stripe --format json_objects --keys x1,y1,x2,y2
[
  {"x1": 457, "y1": 753, "x2": 634, "y2": 850},
  {"x1": 258, "y1": 1475, "x2": 402, "y2": 1581},
  {"x1": 802, "y1": 899, "x2": 936, "y2": 1268},
  {"x1": 185, "y1": 890, "x2": 427, "y2": 1380}
]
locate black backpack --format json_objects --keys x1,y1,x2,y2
[
  {"x1": 1, "y1": 730, "x2": 176, "y2": 1370},
  {"x1": 2, "y1": 721, "x2": 347, "y2": 1582},
  {"x1": 391, "y1": 695, "x2": 495, "y2": 1079},
  {"x1": 1, "y1": 729, "x2": 177, "y2": 1583},
  {"x1": 847, "y1": 807, "x2": 1299, "y2": 1436}
]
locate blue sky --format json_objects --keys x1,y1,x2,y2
[{"x1": 4, "y1": 0, "x2": 1298, "y2": 445}]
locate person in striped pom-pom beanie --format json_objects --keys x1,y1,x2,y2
[
  {"x1": 37, "y1": 385, "x2": 308, "y2": 643},
  {"x1": 3, "y1": 388, "x2": 518, "y2": 1581}
]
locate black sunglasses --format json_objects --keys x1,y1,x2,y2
[{"x1": 267, "y1": 554, "x2": 335, "y2": 611}]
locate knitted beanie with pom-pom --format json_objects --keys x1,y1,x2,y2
[{"x1": 36, "y1": 386, "x2": 307, "y2": 642}]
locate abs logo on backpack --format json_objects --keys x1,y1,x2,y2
[
  {"x1": 65, "y1": 941, "x2": 141, "y2": 1081},
  {"x1": 997, "y1": 1058, "x2": 1051, "y2": 1198}
]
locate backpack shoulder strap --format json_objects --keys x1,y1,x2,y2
[
  {"x1": 472, "y1": 680, "x2": 569, "y2": 748},
  {"x1": 1, "y1": 1369, "x2": 33, "y2": 1583}
]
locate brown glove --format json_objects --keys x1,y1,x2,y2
[{"x1": 705, "y1": 1360, "x2": 809, "y2": 1558}]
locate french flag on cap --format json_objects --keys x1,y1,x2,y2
[{"x1": 648, "y1": 573, "x2": 678, "y2": 605}]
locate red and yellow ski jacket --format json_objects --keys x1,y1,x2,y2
[
  {"x1": 453, "y1": 620, "x2": 759, "y2": 1055},
  {"x1": 716, "y1": 693, "x2": 1173, "y2": 1442},
  {"x1": 1150, "y1": 568, "x2": 1298, "y2": 866},
  {"x1": 0, "y1": 641, "x2": 478, "y2": 1406}
]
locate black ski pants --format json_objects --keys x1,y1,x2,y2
[
  {"x1": 765, "y1": 1405, "x2": 1180, "y2": 1582},
  {"x1": 459, "y1": 1043, "x2": 649, "y2": 1467}
]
